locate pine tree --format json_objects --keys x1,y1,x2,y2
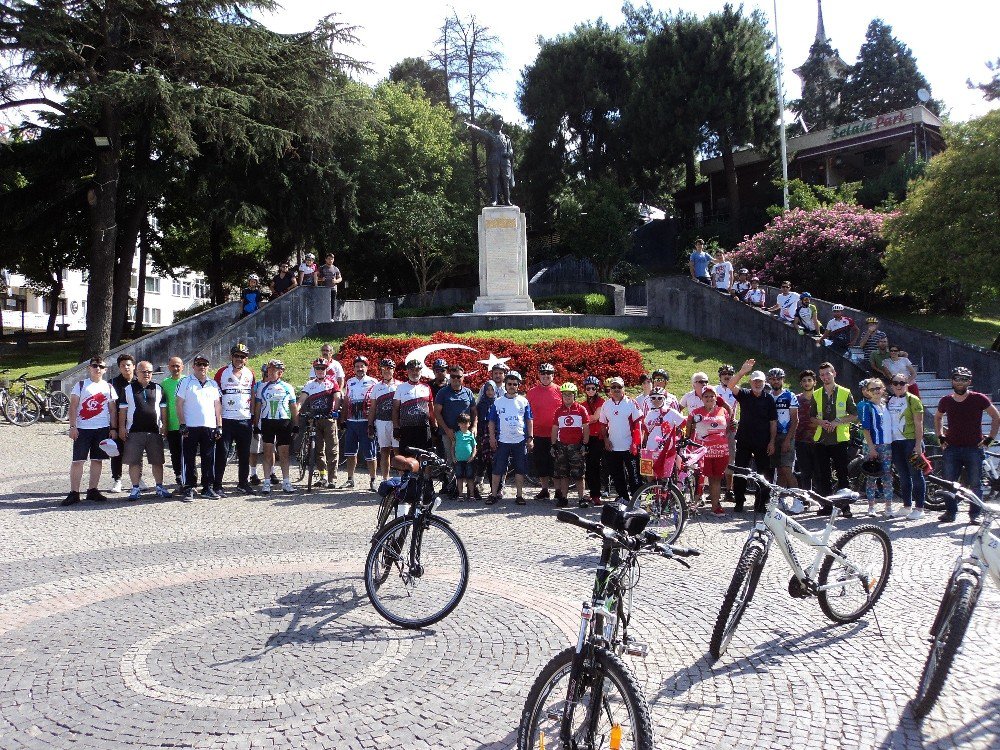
[{"x1": 789, "y1": 40, "x2": 844, "y2": 131}]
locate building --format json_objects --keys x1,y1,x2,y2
[{"x1": 1, "y1": 261, "x2": 211, "y2": 332}]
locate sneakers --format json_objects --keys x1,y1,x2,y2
[
  {"x1": 590, "y1": 496, "x2": 602, "y2": 507},
  {"x1": 154, "y1": 485, "x2": 172, "y2": 498},
  {"x1": 867, "y1": 504, "x2": 878, "y2": 517},
  {"x1": 556, "y1": 497, "x2": 569, "y2": 508},
  {"x1": 885, "y1": 505, "x2": 904, "y2": 518},
  {"x1": 61, "y1": 490, "x2": 81, "y2": 507},
  {"x1": 577, "y1": 498, "x2": 590, "y2": 508},
  {"x1": 127, "y1": 486, "x2": 141, "y2": 501},
  {"x1": 139, "y1": 479, "x2": 150, "y2": 491},
  {"x1": 235, "y1": 483, "x2": 256, "y2": 496},
  {"x1": 203, "y1": 488, "x2": 221, "y2": 499},
  {"x1": 969, "y1": 517, "x2": 982, "y2": 526},
  {"x1": 260, "y1": 481, "x2": 272, "y2": 495},
  {"x1": 906, "y1": 508, "x2": 924, "y2": 520},
  {"x1": 788, "y1": 498, "x2": 805, "y2": 515},
  {"x1": 183, "y1": 487, "x2": 195, "y2": 501},
  {"x1": 111, "y1": 478, "x2": 123, "y2": 493},
  {"x1": 938, "y1": 512, "x2": 956, "y2": 523},
  {"x1": 515, "y1": 496, "x2": 527, "y2": 506},
  {"x1": 534, "y1": 489, "x2": 550, "y2": 501},
  {"x1": 484, "y1": 494, "x2": 498, "y2": 506},
  {"x1": 712, "y1": 507, "x2": 727, "y2": 516},
  {"x1": 175, "y1": 474, "x2": 183, "y2": 488},
  {"x1": 270, "y1": 473, "x2": 278, "y2": 484},
  {"x1": 316, "y1": 477, "x2": 328, "y2": 488},
  {"x1": 249, "y1": 475, "x2": 262, "y2": 486},
  {"x1": 282, "y1": 480, "x2": 295, "y2": 493},
  {"x1": 212, "y1": 487, "x2": 227, "y2": 498},
  {"x1": 369, "y1": 478, "x2": 377, "y2": 492},
  {"x1": 87, "y1": 488, "x2": 108, "y2": 503},
  {"x1": 344, "y1": 478, "x2": 355, "y2": 489}
]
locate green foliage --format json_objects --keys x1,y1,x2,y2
[
  {"x1": 534, "y1": 294, "x2": 613, "y2": 315},
  {"x1": 968, "y1": 59, "x2": 1000, "y2": 102},
  {"x1": 555, "y1": 179, "x2": 642, "y2": 281},
  {"x1": 856, "y1": 157, "x2": 926, "y2": 210},
  {"x1": 610, "y1": 260, "x2": 650, "y2": 287},
  {"x1": 389, "y1": 57, "x2": 450, "y2": 107},
  {"x1": 766, "y1": 178, "x2": 859, "y2": 218},
  {"x1": 171, "y1": 301, "x2": 217, "y2": 323},
  {"x1": 789, "y1": 40, "x2": 845, "y2": 132},
  {"x1": 884, "y1": 111, "x2": 1000, "y2": 313}
]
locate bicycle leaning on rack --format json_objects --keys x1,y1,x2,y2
[
  {"x1": 365, "y1": 447, "x2": 467, "y2": 629},
  {"x1": 630, "y1": 435, "x2": 708, "y2": 545},
  {"x1": 2, "y1": 372, "x2": 70, "y2": 426},
  {"x1": 911, "y1": 474, "x2": 1000, "y2": 719},
  {"x1": 517, "y1": 502, "x2": 700, "y2": 750},
  {"x1": 710, "y1": 465, "x2": 893, "y2": 659}
]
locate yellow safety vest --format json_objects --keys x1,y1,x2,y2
[{"x1": 815, "y1": 385, "x2": 851, "y2": 442}]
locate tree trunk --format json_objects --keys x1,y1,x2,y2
[
  {"x1": 46, "y1": 272, "x2": 63, "y2": 337},
  {"x1": 208, "y1": 216, "x2": 227, "y2": 305},
  {"x1": 110, "y1": 124, "x2": 151, "y2": 346},
  {"x1": 132, "y1": 217, "x2": 150, "y2": 337},
  {"x1": 720, "y1": 132, "x2": 740, "y2": 233},
  {"x1": 685, "y1": 147, "x2": 697, "y2": 192}
]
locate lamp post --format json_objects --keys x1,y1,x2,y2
[{"x1": 773, "y1": 0, "x2": 790, "y2": 211}]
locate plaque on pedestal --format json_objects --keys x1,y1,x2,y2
[{"x1": 471, "y1": 205, "x2": 537, "y2": 314}]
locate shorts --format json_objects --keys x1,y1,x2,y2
[
  {"x1": 374, "y1": 420, "x2": 398, "y2": 449},
  {"x1": 702, "y1": 454, "x2": 729, "y2": 478},
  {"x1": 494, "y1": 440, "x2": 528, "y2": 477},
  {"x1": 250, "y1": 432, "x2": 263, "y2": 454},
  {"x1": 343, "y1": 420, "x2": 376, "y2": 460},
  {"x1": 772, "y1": 440, "x2": 796, "y2": 468},
  {"x1": 454, "y1": 460, "x2": 474, "y2": 479},
  {"x1": 398, "y1": 425, "x2": 431, "y2": 456},
  {"x1": 533, "y1": 436, "x2": 554, "y2": 477},
  {"x1": 122, "y1": 431, "x2": 165, "y2": 465},
  {"x1": 261, "y1": 418, "x2": 293, "y2": 447},
  {"x1": 72, "y1": 426, "x2": 111, "y2": 462},
  {"x1": 553, "y1": 443, "x2": 585, "y2": 479}
]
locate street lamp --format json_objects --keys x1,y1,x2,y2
[{"x1": 773, "y1": 0, "x2": 790, "y2": 211}]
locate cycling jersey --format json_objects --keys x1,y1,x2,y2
[
  {"x1": 773, "y1": 389, "x2": 800, "y2": 436},
  {"x1": 368, "y1": 380, "x2": 399, "y2": 422},
  {"x1": 324, "y1": 359, "x2": 345, "y2": 385},
  {"x1": 488, "y1": 393, "x2": 533, "y2": 444},
  {"x1": 343, "y1": 375, "x2": 377, "y2": 421},
  {"x1": 214, "y1": 365, "x2": 255, "y2": 420},
  {"x1": 300, "y1": 378, "x2": 340, "y2": 419},
  {"x1": 641, "y1": 406, "x2": 685, "y2": 452},
  {"x1": 553, "y1": 402, "x2": 589, "y2": 445},
  {"x1": 394, "y1": 381, "x2": 433, "y2": 428},
  {"x1": 257, "y1": 380, "x2": 296, "y2": 420},
  {"x1": 599, "y1": 397, "x2": 642, "y2": 452}
]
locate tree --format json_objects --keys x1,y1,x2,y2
[
  {"x1": 555, "y1": 179, "x2": 641, "y2": 282},
  {"x1": 839, "y1": 19, "x2": 941, "y2": 121},
  {"x1": 389, "y1": 57, "x2": 450, "y2": 107},
  {"x1": 789, "y1": 40, "x2": 845, "y2": 132},
  {"x1": 968, "y1": 59, "x2": 1000, "y2": 101},
  {"x1": 884, "y1": 111, "x2": 1000, "y2": 313}
]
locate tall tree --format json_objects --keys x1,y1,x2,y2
[
  {"x1": 789, "y1": 39, "x2": 846, "y2": 131},
  {"x1": 968, "y1": 59, "x2": 1000, "y2": 101},
  {"x1": 389, "y1": 57, "x2": 450, "y2": 107},
  {"x1": 839, "y1": 19, "x2": 941, "y2": 121}
]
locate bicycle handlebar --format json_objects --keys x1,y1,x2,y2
[
  {"x1": 556, "y1": 509, "x2": 701, "y2": 564},
  {"x1": 926, "y1": 474, "x2": 995, "y2": 514},
  {"x1": 727, "y1": 464, "x2": 847, "y2": 509}
]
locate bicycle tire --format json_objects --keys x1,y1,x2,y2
[
  {"x1": 632, "y1": 481, "x2": 686, "y2": 545},
  {"x1": 365, "y1": 514, "x2": 468, "y2": 629},
  {"x1": 373, "y1": 488, "x2": 398, "y2": 539},
  {"x1": 710, "y1": 543, "x2": 766, "y2": 659},
  {"x1": 517, "y1": 645, "x2": 654, "y2": 750},
  {"x1": 912, "y1": 576, "x2": 978, "y2": 719},
  {"x1": 295, "y1": 430, "x2": 310, "y2": 482},
  {"x1": 47, "y1": 391, "x2": 70, "y2": 422},
  {"x1": 817, "y1": 524, "x2": 892, "y2": 624},
  {"x1": 5, "y1": 393, "x2": 41, "y2": 426},
  {"x1": 305, "y1": 432, "x2": 317, "y2": 491},
  {"x1": 0, "y1": 390, "x2": 10, "y2": 424}
]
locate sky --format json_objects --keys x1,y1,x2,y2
[{"x1": 256, "y1": 0, "x2": 1000, "y2": 125}]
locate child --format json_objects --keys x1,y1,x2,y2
[
  {"x1": 551, "y1": 382, "x2": 590, "y2": 508},
  {"x1": 858, "y1": 378, "x2": 895, "y2": 517},
  {"x1": 453, "y1": 412, "x2": 477, "y2": 500}
]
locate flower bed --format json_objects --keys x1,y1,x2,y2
[{"x1": 337, "y1": 332, "x2": 646, "y2": 390}]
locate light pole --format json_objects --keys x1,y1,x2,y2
[{"x1": 773, "y1": 0, "x2": 790, "y2": 211}]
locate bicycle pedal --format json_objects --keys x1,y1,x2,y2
[
  {"x1": 546, "y1": 710, "x2": 561, "y2": 721},
  {"x1": 624, "y1": 642, "x2": 648, "y2": 658}
]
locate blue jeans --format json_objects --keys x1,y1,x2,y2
[
  {"x1": 943, "y1": 445, "x2": 984, "y2": 517},
  {"x1": 890, "y1": 439, "x2": 925, "y2": 508}
]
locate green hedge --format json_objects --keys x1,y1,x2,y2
[{"x1": 534, "y1": 293, "x2": 612, "y2": 315}]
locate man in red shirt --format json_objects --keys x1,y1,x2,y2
[
  {"x1": 582, "y1": 375, "x2": 606, "y2": 506},
  {"x1": 935, "y1": 366, "x2": 999, "y2": 524},
  {"x1": 551, "y1": 382, "x2": 590, "y2": 508},
  {"x1": 527, "y1": 362, "x2": 562, "y2": 501}
]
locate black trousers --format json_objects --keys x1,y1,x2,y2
[
  {"x1": 733, "y1": 439, "x2": 773, "y2": 512},
  {"x1": 585, "y1": 437, "x2": 605, "y2": 499},
  {"x1": 182, "y1": 426, "x2": 216, "y2": 490},
  {"x1": 214, "y1": 419, "x2": 252, "y2": 488},
  {"x1": 606, "y1": 450, "x2": 637, "y2": 501},
  {"x1": 814, "y1": 442, "x2": 851, "y2": 496},
  {"x1": 166, "y1": 430, "x2": 182, "y2": 480},
  {"x1": 110, "y1": 439, "x2": 124, "y2": 480},
  {"x1": 794, "y1": 440, "x2": 817, "y2": 492}
]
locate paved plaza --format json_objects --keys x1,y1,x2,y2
[{"x1": 1, "y1": 422, "x2": 998, "y2": 749}]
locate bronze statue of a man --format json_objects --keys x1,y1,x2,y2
[{"x1": 465, "y1": 115, "x2": 514, "y2": 206}]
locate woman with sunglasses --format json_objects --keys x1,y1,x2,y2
[
  {"x1": 881, "y1": 346, "x2": 919, "y2": 396},
  {"x1": 858, "y1": 378, "x2": 895, "y2": 517},
  {"x1": 885, "y1": 376, "x2": 926, "y2": 519}
]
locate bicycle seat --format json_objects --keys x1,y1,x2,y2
[{"x1": 826, "y1": 488, "x2": 859, "y2": 510}]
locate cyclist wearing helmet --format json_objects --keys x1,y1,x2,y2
[
  {"x1": 527, "y1": 362, "x2": 561, "y2": 501},
  {"x1": 248, "y1": 362, "x2": 270, "y2": 486},
  {"x1": 857, "y1": 316, "x2": 887, "y2": 358},
  {"x1": 298, "y1": 358, "x2": 343, "y2": 488},
  {"x1": 429, "y1": 358, "x2": 449, "y2": 398},
  {"x1": 581, "y1": 375, "x2": 606, "y2": 506},
  {"x1": 298, "y1": 252, "x2": 317, "y2": 287},
  {"x1": 487, "y1": 370, "x2": 533, "y2": 505},
  {"x1": 239, "y1": 274, "x2": 268, "y2": 319},
  {"x1": 368, "y1": 358, "x2": 400, "y2": 482},
  {"x1": 648, "y1": 369, "x2": 679, "y2": 414},
  {"x1": 341, "y1": 356, "x2": 378, "y2": 491},
  {"x1": 551, "y1": 382, "x2": 590, "y2": 508},
  {"x1": 819, "y1": 303, "x2": 859, "y2": 352},
  {"x1": 794, "y1": 293, "x2": 821, "y2": 336},
  {"x1": 213, "y1": 343, "x2": 256, "y2": 495},
  {"x1": 393, "y1": 358, "x2": 437, "y2": 456},
  {"x1": 766, "y1": 367, "x2": 799, "y2": 493},
  {"x1": 731, "y1": 268, "x2": 751, "y2": 301},
  {"x1": 253, "y1": 359, "x2": 298, "y2": 494}
]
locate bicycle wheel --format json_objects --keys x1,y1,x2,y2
[
  {"x1": 5, "y1": 393, "x2": 41, "y2": 426},
  {"x1": 817, "y1": 524, "x2": 892, "y2": 623},
  {"x1": 373, "y1": 488, "x2": 399, "y2": 538},
  {"x1": 47, "y1": 391, "x2": 70, "y2": 422},
  {"x1": 295, "y1": 430, "x2": 312, "y2": 482},
  {"x1": 365, "y1": 515, "x2": 469, "y2": 628},
  {"x1": 632, "y1": 481, "x2": 686, "y2": 545},
  {"x1": 304, "y1": 432, "x2": 316, "y2": 491},
  {"x1": 710, "y1": 543, "x2": 766, "y2": 659},
  {"x1": 912, "y1": 576, "x2": 978, "y2": 719},
  {"x1": 517, "y1": 645, "x2": 654, "y2": 750}
]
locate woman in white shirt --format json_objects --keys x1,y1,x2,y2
[{"x1": 880, "y1": 346, "x2": 919, "y2": 395}]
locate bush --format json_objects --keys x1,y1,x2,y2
[
  {"x1": 336, "y1": 332, "x2": 646, "y2": 391},
  {"x1": 172, "y1": 301, "x2": 216, "y2": 323},
  {"x1": 534, "y1": 293, "x2": 612, "y2": 315},
  {"x1": 729, "y1": 203, "x2": 895, "y2": 307}
]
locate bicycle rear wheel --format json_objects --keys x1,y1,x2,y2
[
  {"x1": 817, "y1": 524, "x2": 892, "y2": 624},
  {"x1": 912, "y1": 576, "x2": 978, "y2": 719},
  {"x1": 365, "y1": 515, "x2": 468, "y2": 628},
  {"x1": 5, "y1": 393, "x2": 41, "y2": 426},
  {"x1": 632, "y1": 481, "x2": 686, "y2": 545},
  {"x1": 517, "y1": 645, "x2": 654, "y2": 750},
  {"x1": 710, "y1": 542, "x2": 766, "y2": 659},
  {"x1": 296, "y1": 430, "x2": 314, "y2": 482},
  {"x1": 47, "y1": 391, "x2": 70, "y2": 422}
]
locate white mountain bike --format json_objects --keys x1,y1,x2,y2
[
  {"x1": 912, "y1": 474, "x2": 1000, "y2": 719},
  {"x1": 710, "y1": 465, "x2": 893, "y2": 659}
]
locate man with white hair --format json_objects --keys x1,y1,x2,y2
[
  {"x1": 119, "y1": 360, "x2": 171, "y2": 500},
  {"x1": 727, "y1": 359, "x2": 778, "y2": 513}
]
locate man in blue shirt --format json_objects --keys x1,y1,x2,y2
[
  {"x1": 434, "y1": 365, "x2": 477, "y2": 467},
  {"x1": 486, "y1": 370, "x2": 533, "y2": 506},
  {"x1": 688, "y1": 239, "x2": 712, "y2": 285},
  {"x1": 767, "y1": 367, "x2": 800, "y2": 493}
]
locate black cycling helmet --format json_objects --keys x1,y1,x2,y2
[
  {"x1": 718, "y1": 364, "x2": 735, "y2": 375},
  {"x1": 951, "y1": 366, "x2": 972, "y2": 379},
  {"x1": 379, "y1": 357, "x2": 395, "y2": 368},
  {"x1": 353, "y1": 355, "x2": 369, "y2": 365},
  {"x1": 230, "y1": 343, "x2": 250, "y2": 357},
  {"x1": 432, "y1": 358, "x2": 448, "y2": 369},
  {"x1": 538, "y1": 362, "x2": 556, "y2": 374},
  {"x1": 651, "y1": 368, "x2": 669, "y2": 380},
  {"x1": 860, "y1": 459, "x2": 884, "y2": 478}
]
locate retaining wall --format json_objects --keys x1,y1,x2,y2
[
  {"x1": 397, "y1": 282, "x2": 625, "y2": 315},
  {"x1": 316, "y1": 312, "x2": 650, "y2": 339}
]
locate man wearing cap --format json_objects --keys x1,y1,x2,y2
[
  {"x1": 161, "y1": 356, "x2": 185, "y2": 488},
  {"x1": 731, "y1": 269, "x2": 751, "y2": 302},
  {"x1": 794, "y1": 293, "x2": 821, "y2": 336},
  {"x1": 213, "y1": 344, "x2": 256, "y2": 495},
  {"x1": 935, "y1": 366, "x2": 1000, "y2": 524},
  {"x1": 434, "y1": 365, "x2": 477, "y2": 469},
  {"x1": 254, "y1": 359, "x2": 298, "y2": 494},
  {"x1": 368, "y1": 359, "x2": 400, "y2": 482},
  {"x1": 820, "y1": 305, "x2": 859, "y2": 353},
  {"x1": 744, "y1": 277, "x2": 766, "y2": 308},
  {"x1": 487, "y1": 370, "x2": 533, "y2": 505},
  {"x1": 393, "y1": 359, "x2": 436, "y2": 456},
  {"x1": 63, "y1": 356, "x2": 118, "y2": 506},
  {"x1": 768, "y1": 281, "x2": 799, "y2": 326},
  {"x1": 239, "y1": 274, "x2": 267, "y2": 319},
  {"x1": 428, "y1": 357, "x2": 449, "y2": 458},
  {"x1": 298, "y1": 358, "x2": 342, "y2": 488},
  {"x1": 813, "y1": 361, "x2": 858, "y2": 514},
  {"x1": 175, "y1": 356, "x2": 223, "y2": 500},
  {"x1": 527, "y1": 363, "x2": 562, "y2": 501},
  {"x1": 298, "y1": 253, "x2": 318, "y2": 286},
  {"x1": 767, "y1": 368, "x2": 799, "y2": 490},
  {"x1": 727, "y1": 359, "x2": 778, "y2": 512},
  {"x1": 599, "y1": 376, "x2": 644, "y2": 502},
  {"x1": 857, "y1": 317, "x2": 888, "y2": 359},
  {"x1": 119, "y1": 360, "x2": 171, "y2": 500},
  {"x1": 342, "y1": 356, "x2": 379, "y2": 491}
]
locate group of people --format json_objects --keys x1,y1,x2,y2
[{"x1": 238, "y1": 253, "x2": 343, "y2": 319}]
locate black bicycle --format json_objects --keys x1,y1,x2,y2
[
  {"x1": 365, "y1": 448, "x2": 467, "y2": 628},
  {"x1": 517, "y1": 503, "x2": 699, "y2": 750},
  {"x1": 3, "y1": 373, "x2": 70, "y2": 425}
]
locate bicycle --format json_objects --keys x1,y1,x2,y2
[
  {"x1": 517, "y1": 503, "x2": 700, "y2": 750},
  {"x1": 911, "y1": 474, "x2": 1000, "y2": 719},
  {"x1": 365, "y1": 447, "x2": 467, "y2": 628},
  {"x1": 0, "y1": 370, "x2": 11, "y2": 424},
  {"x1": 922, "y1": 446, "x2": 1000, "y2": 511},
  {"x1": 710, "y1": 465, "x2": 893, "y2": 659},
  {"x1": 3, "y1": 373, "x2": 70, "y2": 426},
  {"x1": 630, "y1": 435, "x2": 708, "y2": 545}
]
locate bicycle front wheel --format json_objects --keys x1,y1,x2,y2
[
  {"x1": 817, "y1": 524, "x2": 892, "y2": 624},
  {"x1": 48, "y1": 391, "x2": 70, "y2": 422},
  {"x1": 912, "y1": 576, "x2": 979, "y2": 719},
  {"x1": 632, "y1": 481, "x2": 686, "y2": 545},
  {"x1": 710, "y1": 542, "x2": 766, "y2": 659},
  {"x1": 5, "y1": 393, "x2": 41, "y2": 426},
  {"x1": 295, "y1": 431, "x2": 313, "y2": 482},
  {"x1": 365, "y1": 515, "x2": 469, "y2": 628},
  {"x1": 517, "y1": 645, "x2": 654, "y2": 750}
]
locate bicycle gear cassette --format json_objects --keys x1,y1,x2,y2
[{"x1": 788, "y1": 575, "x2": 813, "y2": 599}]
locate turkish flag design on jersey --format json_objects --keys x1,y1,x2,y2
[{"x1": 80, "y1": 392, "x2": 108, "y2": 421}]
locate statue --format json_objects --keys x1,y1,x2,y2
[{"x1": 465, "y1": 115, "x2": 515, "y2": 207}]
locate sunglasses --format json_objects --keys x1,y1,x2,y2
[
  {"x1": 695, "y1": 380, "x2": 709, "y2": 384},
  {"x1": 952, "y1": 376, "x2": 971, "y2": 382},
  {"x1": 610, "y1": 385, "x2": 624, "y2": 390},
  {"x1": 194, "y1": 361, "x2": 209, "y2": 366},
  {"x1": 137, "y1": 369, "x2": 153, "y2": 374},
  {"x1": 233, "y1": 354, "x2": 248, "y2": 359},
  {"x1": 89, "y1": 364, "x2": 107, "y2": 369},
  {"x1": 449, "y1": 373, "x2": 463, "y2": 378},
  {"x1": 869, "y1": 386, "x2": 885, "y2": 392},
  {"x1": 650, "y1": 396, "x2": 665, "y2": 401},
  {"x1": 891, "y1": 381, "x2": 907, "y2": 386},
  {"x1": 584, "y1": 385, "x2": 598, "y2": 390}
]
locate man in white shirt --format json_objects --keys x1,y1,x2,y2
[
  {"x1": 319, "y1": 343, "x2": 345, "y2": 389},
  {"x1": 487, "y1": 370, "x2": 533, "y2": 505},
  {"x1": 63, "y1": 356, "x2": 118, "y2": 506},
  {"x1": 368, "y1": 358, "x2": 400, "y2": 481},
  {"x1": 710, "y1": 249, "x2": 734, "y2": 292},
  {"x1": 768, "y1": 280, "x2": 800, "y2": 325},
  {"x1": 213, "y1": 343, "x2": 256, "y2": 495},
  {"x1": 175, "y1": 355, "x2": 223, "y2": 500},
  {"x1": 342, "y1": 356, "x2": 379, "y2": 491},
  {"x1": 731, "y1": 268, "x2": 751, "y2": 301},
  {"x1": 599, "y1": 376, "x2": 643, "y2": 501}
]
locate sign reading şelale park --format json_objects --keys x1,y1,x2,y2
[{"x1": 829, "y1": 110, "x2": 911, "y2": 141}]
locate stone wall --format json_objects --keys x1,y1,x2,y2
[
  {"x1": 316, "y1": 312, "x2": 650, "y2": 339},
  {"x1": 397, "y1": 282, "x2": 625, "y2": 315}
]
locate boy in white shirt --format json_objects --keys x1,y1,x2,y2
[{"x1": 63, "y1": 356, "x2": 118, "y2": 506}]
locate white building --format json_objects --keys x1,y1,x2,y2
[{"x1": 2, "y1": 260, "x2": 211, "y2": 332}]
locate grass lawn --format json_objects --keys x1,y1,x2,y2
[
  {"x1": 0, "y1": 332, "x2": 90, "y2": 385},
  {"x1": 249, "y1": 327, "x2": 795, "y2": 392},
  {"x1": 883, "y1": 310, "x2": 1000, "y2": 350}
]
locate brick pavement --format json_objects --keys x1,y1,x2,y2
[{"x1": 1, "y1": 422, "x2": 998, "y2": 749}]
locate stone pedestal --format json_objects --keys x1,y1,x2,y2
[{"x1": 472, "y1": 206, "x2": 536, "y2": 314}]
